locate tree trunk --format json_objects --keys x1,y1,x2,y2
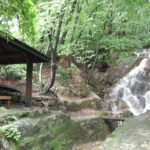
[
  {"x1": 44, "y1": 6, "x2": 66, "y2": 93},
  {"x1": 87, "y1": 43, "x2": 99, "y2": 83},
  {"x1": 60, "y1": 0, "x2": 77, "y2": 44},
  {"x1": 39, "y1": 42, "x2": 50, "y2": 88}
]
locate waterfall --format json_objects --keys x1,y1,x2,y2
[{"x1": 110, "y1": 49, "x2": 150, "y2": 116}]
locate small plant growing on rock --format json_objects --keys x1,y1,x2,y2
[
  {"x1": 0, "y1": 107, "x2": 6, "y2": 111},
  {"x1": 99, "y1": 112, "x2": 109, "y2": 116},
  {"x1": 0, "y1": 124, "x2": 21, "y2": 141},
  {"x1": 7, "y1": 116, "x2": 18, "y2": 121},
  {"x1": 0, "y1": 118, "x2": 5, "y2": 125}
]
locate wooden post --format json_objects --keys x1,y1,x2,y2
[{"x1": 26, "y1": 62, "x2": 33, "y2": 106}]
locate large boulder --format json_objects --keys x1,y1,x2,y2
[{"x1": 100, "y1": 112, "x2": 150, "y2": 150}]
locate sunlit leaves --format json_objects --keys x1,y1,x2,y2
[
  {"x1": 36, "y1": 0, "x2": 150, "y2": 63},
  {"x1": 0, "y1": 0, "x2": 37, "y2": 41}
]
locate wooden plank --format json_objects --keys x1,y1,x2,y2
[
  {"x1": 25, "y1": 62, "x2": 33, "y2": 106},
  {"x1": 0, "y1": 96, "x2": 11, "y2": 99},
  {"x1": 101, "y1": 116, "x2": 128, "y2": 121}
]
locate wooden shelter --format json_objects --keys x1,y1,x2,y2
[{"x1": 0, "y1": 35, "x2": 50, "y2": 106}]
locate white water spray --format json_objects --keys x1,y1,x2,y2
[{"x1": 110, "y1": 49, "x2": 150, "y2": 116}]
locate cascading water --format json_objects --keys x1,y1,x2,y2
[{"x1": 110, "y1": 49, "x2": 150, "y2": 116}]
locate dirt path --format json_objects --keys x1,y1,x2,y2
[
  {"x1": 72, "y1": 141, "x2": 103, "y2": 150},
  {"x1": 58, "y1": 91, "x2": 101, "y2": 103},
  {"x1": 68, "y1": 109, "x2": 101, "y2": 120}
]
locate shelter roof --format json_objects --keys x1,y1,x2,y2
[{"x1": 0, "y1": 35, "x2": 50, "y2": 65}]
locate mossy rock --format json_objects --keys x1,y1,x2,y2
[
  {"x1": 0, "y1": 111, "x2": 110, "y2": 150},
  {"x1": 101, "y1": 112, "x2": 150, "y2": 150}
]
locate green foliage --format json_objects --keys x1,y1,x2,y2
[
  {"x1": 56, "y1": 66, "x2": 73, "y2": 84},
  {"x1": 7, "y1": 116, "x2": 18, "y2": 121},
  {"x1": 36, "y1": 0, "x2": 150, "y2": 65},
  {"x1": 100, "y1": 36, "x2": 142, "y2": 52},
  {"x1": 139, "y1": 33, "x2": 150, "y2": 48},
  {"x1": 0, "y1": 64, "x2": 26, "y2": 79},
  {"x1": 0, "y1": 0, "x2": 150, "y2": 81},
  {"x1": 0, "y1": 118, "x2": 5, "y2": 125},
  {"x1": 0, "y1": 115, "x2": 18, "y2": 126},
  {"x1": 99, "y1": 36, "x2": 142, "y2": 61},
  {"x1": 0, "y1": 0, "x2": 37, "y2": 41},
  {"x1": 99, "y1": 112, "x2": 109, "y2": 116},
  {"x1": 0, "y1": 107, "x2": 6, "y2": 111},
  {"x1": 58, "y1": 42, "x2": 95, "y2": 64},
  {"x1": 0, "y1": 124, "x2": 21, "y2": 141}
]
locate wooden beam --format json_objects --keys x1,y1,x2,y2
[
  {"x1": 0, "y1": 36, "x2": 50, "y2": 62},
  {"x1": 25, "y1": 62, "x2": 33, "y2": 106},
  {"x1": 101, "y1": 116, "x2": 129, "y2": 121},
  {"x1": 0, "y1": 53, "x2": 21, "y2": 59}
]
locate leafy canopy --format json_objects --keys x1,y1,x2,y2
[
  {"x1": 0, "y1": 0, "x2": 37, "y2": 41},
  {"x1": 36, "y1": 0, "x2": 150, "y2": 63}
]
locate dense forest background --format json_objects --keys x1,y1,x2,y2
[{"x1": 0, "y1": 0, "x2": 150, "y2": 90}]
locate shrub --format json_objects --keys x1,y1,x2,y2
[
  {"x1": 0, "y1": 64, "x2": 26, "y2": 79},
  {"x1": 0, "y1": 124, "x2": 21, "y2": 141}
]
